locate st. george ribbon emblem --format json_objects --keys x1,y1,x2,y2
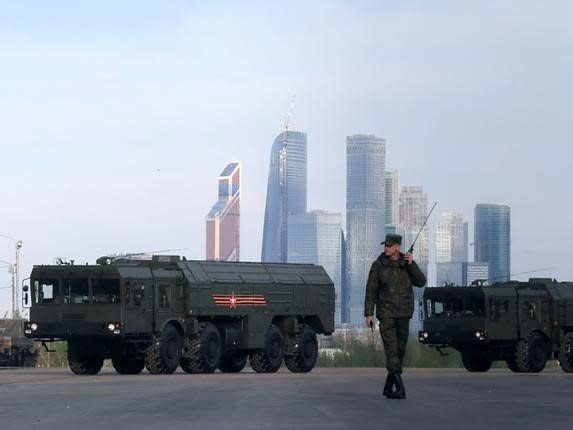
[{"x1": 212, "y1": 292, "x2": 267, "y2": 309}]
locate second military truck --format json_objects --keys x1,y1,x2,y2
[
  {"x1": 418, "y1": 278, "x2": 573, "y2": 373},
  {"x1": 23, "y1": 256, "x2": 335, "y2": 375}
]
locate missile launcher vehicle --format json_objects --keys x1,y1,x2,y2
[
  {"x1": 418, "y1": 278, "x2": 573, "y2": 373},
  {"x1": 23, "y1": 256, "x2": 334, "y2": 375}
]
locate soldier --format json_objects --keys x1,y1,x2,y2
[{"x1": 364, "y1": 233, "x2": 426, "y2": 399}]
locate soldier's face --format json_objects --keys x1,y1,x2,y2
[{"x1": 384, "y1": 243, "x2": 401, "y2": 258}]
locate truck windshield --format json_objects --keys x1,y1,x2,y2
[
  {"x1": 34, "y1": 279, "x2": 60, "y2": 304},
  {"x1": 92, "y1": 279, "x2": 120, "y2": 304},
  {"x1": 63, "y1": 279, "x2": 89, "y2": 304},
  {"x1": 426, "y1": 294, "x2": 484, "y2": 319}
]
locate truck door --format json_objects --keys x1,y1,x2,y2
[
  {"x1": 123, "y1": 279, "x2": 154, "y2": 334},
  {"x1": 153, "y1": 268, "x2": 184, "y2": 331},
  {"x1": 487, "y1": 293, "x2": 517, "y2": 339},
  {"x1": 517, "y1": 289, "x2": 546, "y2": 338}
]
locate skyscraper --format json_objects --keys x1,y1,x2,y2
[
  {"x1": 399, "y1": 185, "x2": 428, "y2": 334},
  {"x1": 346, "y1": 134, "x2": 386, "y2": 327},
  {"x1": 206, "y1": 161, "x2": 241, "y2": 261},
  {"x1": 474, "y1": 204, "x2": 511, "y2": 283},
  {"x1": 399, "y1": 186, "x2": 429, "y2": 275},
  {"x1": 261, "y1": 131, "x2": 307, "y2": 263},
  {"x1": 287, "y1": 210, "x2": 343, "y2": 326},
  {"x1": 435, "y1": 211, "x2": 468, "y2": 287},
  {"x1": 384, "y1": 169, "x2": 399, "y2": 226},
  {"x1": 436, "y1": 211, "x2": 468, "y2": 264}
]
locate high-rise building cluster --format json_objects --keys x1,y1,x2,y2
[{"x1": 206, "y1": 126, "x2": 512, "y2": 331}]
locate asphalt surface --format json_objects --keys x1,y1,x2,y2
[{"x1": 1, "y1": 367, "x2": 572, "y2": 430}]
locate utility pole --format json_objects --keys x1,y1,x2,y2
[
  {"x1": 1, "y1": 234, "x2": 22, "y2": 318},
  {"x1": 14, "y1": 240, "x2": 22, "y2": 318}
]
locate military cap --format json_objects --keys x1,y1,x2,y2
[{"x1": 381, "y1": 233, "x2": 402, "y2": 247}]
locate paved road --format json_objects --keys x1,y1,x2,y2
[{"x1": 1, "y1": 367, "x2": 572, "y2": 430}]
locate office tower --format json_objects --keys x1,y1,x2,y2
[
  {"x1": 399, "y1": 186, "x2": 429, "y2": 274},
  {"x1": 462, "y1": 262, "x2": 490, "y2": 286},
  {"x1": 261, "y1": 131, "x2": 307, "y2": 263},
  {"x1": 435, "y1": 211, "x2": 469, "y2": 287},
  {"x1": 399, "y1": 185, "x2": 429, "y2": 334},
  {"x1": 384, "y1": 169, "x2": 399, "y2": 226},
  {"x1": 287, "y1": 210, "x2": 342, "y2": 325},
  {"x1": 474, "y1": 204, "x2": 511, "y2": 283},
  {"x1": 346, "y1": 134, "x2": 386, "y2": 327},
  {"x1": 436, "y1": 211, "x2": 468, "y2": 263},
  {"x1": 206, "y1": 162, "x2": 241, "y2": 261}
]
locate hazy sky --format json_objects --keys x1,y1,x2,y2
[{"x1": 1, "y1": 1, "x2": 572, "y2": 315}]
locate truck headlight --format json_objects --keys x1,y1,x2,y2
[
  {"x1": 418, "y1": 331, "x2": 429, "y2": 341},
  {"x1": 107, "y1": 322, "x2": 122, "y2": 334},
  {"x1": 31, "y1": 323, "x2": 38, "y2": 331},
  {"x1": 475, "y1": 330, "x2": 487, "y2": 340}
]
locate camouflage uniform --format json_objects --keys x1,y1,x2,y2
[{"x1": 364, "y1": 252, "x2": 426, "y2": 373}]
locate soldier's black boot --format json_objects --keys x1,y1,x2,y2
[
  {"x1": 390, "y1": 373, "x2": 406, "y2": 399},
  {"x1": 383, "y1": 373, "x2": 396, "y2": 398}
]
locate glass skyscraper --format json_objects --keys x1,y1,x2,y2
[
  {"x1": 287, "y1": 210, "x2": 343, "y2": 326},
  {"x1": 399, "y1": 186, "x2": 429, "y2": 275},
  {"x1": 261, "y1": 131, "x2": 307, "y2": 263},
  {"x1": 384, "y1": 169, "x2": 399, "y2": 226},
  {"x1": 474, "y1": 204, "x2": 511, "y2": 283},
  {"x1": 435, "y1": 211, "x2": 468, "y2": 287},
  {"x1": 346, "y1": 134, "x2": 386, "y2": 327},
  {"x1": 399, "y1": 185, "x2": 429, "y2": 334},
  {"x1": 436, "y1": 211, "x2": 468, "y2": 264},
  {"x1": 206, "y1": 162, "x2": 241, "y2": 261}
]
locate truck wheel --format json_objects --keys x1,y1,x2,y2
[
  {"x1": 284, "y1": 324, "x2": 318, "y2": 373},
  {"x1": 112, "y1": 355, "x2": 145, "y2": 375},
  {"x1": 181, "y1": 322, "x2": 222, "y2": 374},
  {"x1": 145, "y1": 324, "x2": 182, "y2": 374},
  {"x1": 510, "y1": 332, "x2": 548, "y2": 373},
  {"x1": 67, "y1": 340, "x2": 104, "y2": 375},
  {"x1": 219, "y1": 350, "x2": 248, "y2": 373},
  {"x1": 250, "y1": 325, "x2": 284, "y2": 373},
  {"x1": 461, "y1": 349, "x2": 492, "y2": 372},
  {"x1": 558, "y1": 332, "x2": 573, "y2": 373}
]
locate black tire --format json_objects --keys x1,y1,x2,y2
[
  {"x1": 145, "y1": 324, "x2": 182, "y2": 374},
  {"x1": 284, "y1": 324, "x2": 318, "y2": 373},
  {"x1": 180, "y1": 322, "x2": 222, "y2": 374},
  {"x1": 510, "y1": 332, "x2": 548, "y2": 373},
  {"x1": 250, "y1": 325, "x2": 284, "y2": 373},
  {"x1": 558, "y1": 332, "x2": 573, "y2": 373},
  {"x1": 67, "y1": 340, "x2": 104, "y2": 375},
  {"x1": 219, "y1": 350, "x2": 248, "y2": 373},
  {"x1": 461, "y1": 349, "x2": 493, "y2": 372},
  {"x1": 112, "y1": 354, "x2": 145, "y2": 375}
]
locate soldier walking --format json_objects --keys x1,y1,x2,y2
[{"x1": 364, "y1": 233, "x2": 426, "y2": 399}]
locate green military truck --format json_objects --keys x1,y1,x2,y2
[
  {"x1": 23, "y1": 256, "x2": 334, "y2": 375},
  {"x1": 0, "y1": 319, "x2": 38, "y2": 367},
  {"x1": 418, "y1": 278, "x2": 573, "y2": 373}
]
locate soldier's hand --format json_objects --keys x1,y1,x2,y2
[
  {"x1": 404, "y1": 252, "x2": 414, "y2": 265},
  {"x1": 366, "y1": 316, "x2": 374, "y2": 328}
]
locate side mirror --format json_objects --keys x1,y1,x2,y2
[{"x1": 22, "y1": 285, "x2": 30, "y2": 308}]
